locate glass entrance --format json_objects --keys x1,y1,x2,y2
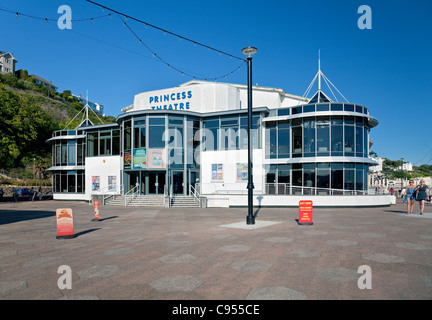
[
  {"x1": 172, "y1": 171, "x2": 184, "y2": 195},
  {"x1": 149, "y1": 172, "x2": 166, "y2": 194}
]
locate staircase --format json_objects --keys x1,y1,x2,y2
[
  {"x1": 105, "y1": 195, "x2": 125, "y2": 206},
  {"x1": 129, "y1": 195, "x2": 166, "y2": 207},
  {"x1": 105, "y1": 195, "x2": 166, "y2": 207},
  {"x1": 104, "y1": 194, "x2": 201, "y2": 208},
  {"x1": 170, "y1": 196, "x2": 200, "y2": 208}
]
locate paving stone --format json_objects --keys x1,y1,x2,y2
[
  {"x1": 316, "y1": 267, "x2": 358, "y2": 282},
  {"x1": 395, "y1": 242, "x2": 432, "y2": 250},
  {"x1": 59, "y1": 295, "x2": 100, "y2": 300},
  {"x1": 286, "y1": 248, "x2": 321, "y2": 258},
  {"x1": 158, "y1": 254, "x2": 197, "y2": 264},
  {"x1": 164, "y1": 241, "x2": 193, "y2": 247},
  {"x1": 165, "y1": 232, "x2": 189, "y2": 237},
  {"x1": 325, "y1": 239, "x2": 358, "y2": 247},
  {"x1": 77, "y1": 265, "x2": 120, "y2": 278},
  {"x1": 149, "y1": 275, "x2": 202, "y2": 292},
  {"x1": 420, "y1": 276, "x2": 432, "y2": 287},
  {"x1": 357, "y1": 232, "x2": 386, "y2": 238},
  {"x1": 246, "y1": 286, "x2": 306, "y2": 300},
  {"x1": 264, "y1": 237, "x2": 294, "y2": 243},
  {"x1": 21, "y1": 256, "x2": 63, "y2": 268},
  {"x1": 218, "y1": 245, "x2": 252, "y2": 252},
  {"x1": 0, "y1": 280, "x2": 27, "y2": 297},
  {"x1": 361, "y1": 253, "x2": 406, "y2": 263},
  {"x1": 103, "y1": 248, "x2": 136, "y2": 256},
  {"x1": 114, "y1": 236, "x2": 144, "y2": 243},
  {"x1": 0, "y1": 250, "x2": 17, "y2": 259},
  {"x1": 228, "y1": 260, "x2": 272, "y2": 272}
]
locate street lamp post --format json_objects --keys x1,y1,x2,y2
[
  {"x1": 400, "y1": 158, "x2": 404, "y2": 191},
  {"x1": 241, "y1": 46, "x2": 258, "y2": 225}
]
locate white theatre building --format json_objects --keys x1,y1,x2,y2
[{"x1": 47, "y1": 74, "x2": 393, "y2": 207}]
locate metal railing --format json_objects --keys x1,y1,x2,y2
[
  {"x1": 124, "y1": 184, "x2": 140, "y2": 206},
  {"x1": 102, "y1": 185, "x2": 123, "y2": 205},
  {"x1": 198, "y1": 182, "x2": 372, "y2": 196},
  {"x1": 264, "y1": 183, "x2": 369, "y2": 196},
  {"x1": 189, "y1": 184, "x2": 200, "y2": 203}
]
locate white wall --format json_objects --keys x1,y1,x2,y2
[
  {"x1": 85, "y1": 155, "x2": 122, "y2": 201},
  {"x1": 206, "y1": 194, "x2": 393, "y2": 208},
  {"x1": 200, "y1": 149, "x2": 264, "y2": 195}
]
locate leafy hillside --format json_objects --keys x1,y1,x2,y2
[{"x1": 0, "y1": 72, "x2": 116, "y2": 175}]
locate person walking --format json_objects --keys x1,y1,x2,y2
[
  {"x1": 415, "y1": 180, "x2": 430, "y2": 215},
  {"x1": 403, "y1": 180, "x2": 416, "y2": 214}
]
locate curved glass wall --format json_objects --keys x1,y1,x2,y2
[
  {"x1": 265, "y1": 163, "x2": 369, "y2": 194},
  {"x1": 265, "y1": 115, "x2": 370, "y2": 159}
]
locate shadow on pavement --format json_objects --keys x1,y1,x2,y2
[{"x1": 0, "y1": 210, "x2": 56, "y2": 225}]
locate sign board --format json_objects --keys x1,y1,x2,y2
[
  {"x1": 56, "y1": 208, "x2": 74, "y2": 239},
  {"x1": 298, "y1": 200, "x2": 313, "y2": 225},
  {"x1": 92, "y1": 200, "x2": 100, "y2": 221}
]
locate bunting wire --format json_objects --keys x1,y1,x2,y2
[
  {"x1": 0, "y1": 7, "x2": 111, "y2": 23},
  {"x1": 116, "y1": 13, "x2": 246, "y2": 81},
  {"x1": 1, "y1": 2, "x2": 247, "y2": 81}
]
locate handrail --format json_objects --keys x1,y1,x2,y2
[
  {"x1": 201, "y1": 182, "x2": 373, "y2": 196},
  {"x1": 189, "y1": 184, "x2": 200, "y2": 202},
  {"x1": 125, "y1": 184, "x2": 140, "y2": 206},
  {"x1": 103, "y1": 185, "x2": 123, "y2": 205}
]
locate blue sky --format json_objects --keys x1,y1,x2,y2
[{"x1": 1, "y1": 0, "x2": 431, "y2": 165}]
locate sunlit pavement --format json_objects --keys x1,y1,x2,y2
[{"x1": 0, "y1": 199, "x2": 431, "y2": 300}]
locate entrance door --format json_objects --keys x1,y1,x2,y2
[
  {"x1": 158, "y1": 172, "x2": 166, "y2": 194},
  {"x1": 172, "y1": 171, "x2": 184, "y2": 195},
  {"x1": 149, "y1": 172, "x2": 166, "y2": 194},
  {"x1": 129, "y1": 172, "x2": 139, "y2": 191},
  {"x1": 149, "y1": 172, "x2": 156, "y2": 194},
  {"x1": 188, "y1": 170, "x2": 199, "y2": 194}
]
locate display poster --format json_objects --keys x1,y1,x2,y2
[
  {"x1": 133, "y1": 149, "x2": 147, "y2": 169},
  {"x1": 92, "y1": 176, "x2": 100, "y2": 191},
  {"x1": 56, "y1": 208, "x2": 74, "y2": 239},
  {"x1": 298, "y1": 200, "x2": 313, "y2": 225},
  {"x1": 148, "y1": 148, "x2": 165, "y2": 169},
  {"x1": 108, "y1": 176, "x2": 117, "y2": 191},
  {"x1": 124, "y1": 151, "x2": 131, "y2": 168},
  {"x1": 212, "y1": 163, "x2": 223, "y2": 181},
  {"x1": 236, "y1": 163, "x2": 248, "y2": 181}
]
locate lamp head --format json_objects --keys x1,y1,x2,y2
[{"x1": 241, "y1": 46, "x2": 258, "y2": 57}]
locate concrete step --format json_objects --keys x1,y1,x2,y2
[
  {"x1": 129, "y1": 195, "x2": 166, "y2": 207},
  {"x1": 170, "y1": 196, "x2": 200, "y2": 208}
]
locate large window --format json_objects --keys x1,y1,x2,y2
[
  {"x1": 53, "y1": 171, "x2": 85, "y2": 193},
  {"x1": 278, "y1": 121, "x2": 290, "y2": 158},
  {"x1": 303, "y1": 117, "x2": 315, "y2": 158},
  {"x1": 202, "y1": 117, "x2": 218, "y2": 151},
  {"x1": 99, "y1": 131, "x2": 111, "y2": 156},
  {"x1": 87, "y1": 132, "x2": 99, "y2": 157},
  {"x1": 149, "y1": 117, "x2": 165, "y2": 148},
  {"x1": 316, "y1": 117, "x2": 330, "y2": 156},
  {"x1": 331, "y1": 116, "x2": 343, "y2": 156},
  {"x1": 265, "y1": 122, "x2": 277, "y2": 159},
  {"x1": 168, "y1": 116, "x2": 183, "y2": 167},
  {"x1": 292, "y1": 118, "x2": 302, "y2": 158}
]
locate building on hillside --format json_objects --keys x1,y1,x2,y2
[
  {"x1": 0, "y1": 50, "x2": 18, "y2": 74},
  {"x1": 30, "y1": 74, "x2": 58, "y2": 91},
  {"x1": 73, "y1": 94, "x2": 104, "y2": 116},
  {"x1": 47, "y1": 62, "x2": 392, "y2": 207},
  {"x1": 396, "y1": 162, "x2": 413, "y2": 172}
]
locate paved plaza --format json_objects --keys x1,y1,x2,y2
[{"x1": 0, "y1": 199, "x2": 431, "y2": 300}]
